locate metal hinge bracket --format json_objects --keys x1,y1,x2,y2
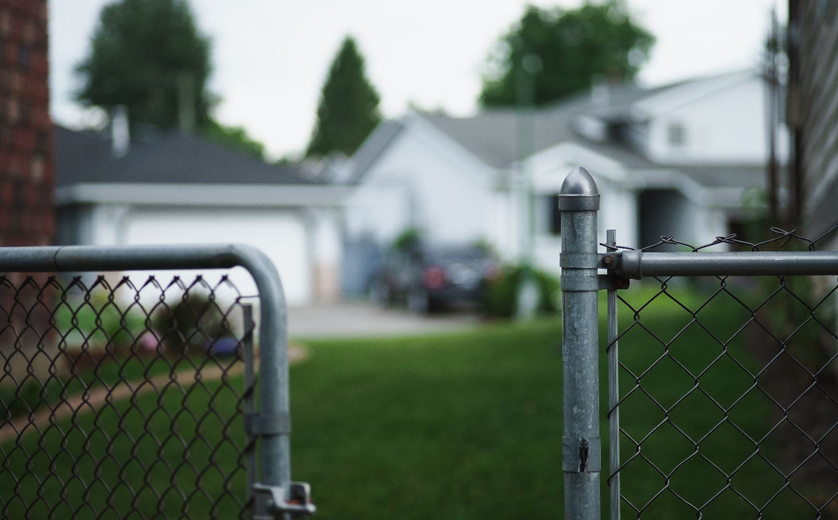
[
  {"x1": 253, "y1": 482, "x2": 316, "y2": 519},
  {"x1": 597, "y1": 275, "x2": 631, "y2": 291}
]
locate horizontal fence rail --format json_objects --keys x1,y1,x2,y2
[
  {"x1": 615, "y1": 251, "x2": 838, "y2": 278},
  {"x1": 0, "y1": 244, "x2": 311, "y2": 519}
]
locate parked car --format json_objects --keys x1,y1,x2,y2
[{"x1": 368, "y1": 245, "x2": 501, "y2": 313}]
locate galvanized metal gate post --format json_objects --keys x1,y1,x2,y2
[{"x1": 559, "y1": 167, "x2": 602, "y2": 520}]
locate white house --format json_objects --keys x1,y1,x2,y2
[
  {"x1": 55, "y1": 125, "x2": 348, "y2": 306},
  {"x1": 344, "y1": 70, "x2": 783, "y2": 286}
]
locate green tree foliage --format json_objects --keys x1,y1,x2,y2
[
  {"x1": 306, "y1": 37, "x2": 382, "y2": 157},
  {"x1": 202, "y1": 120, "x2": 265, "y2": 160},
  {"x1": 77, "y1": 0, "x2": 270, "y2": 159},
  {"x1": 76, "y1": 0, "x2": 212, "y2": 129},
  {"x1": 479, "y1": 2, "x2": 655, "y2": 107}
]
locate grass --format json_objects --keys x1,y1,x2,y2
[
  {"x1": 0, "y1": 354, "x2": 191, "y2": 420},
  {"x1": 0, "y1": 357, "x2": 246, "y2": 519},
  {"x1": 0, "y1": 282, "x2": 823, "y2": 519}
]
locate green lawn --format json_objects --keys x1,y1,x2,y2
[
  {"x1": 0, "y1": 285, "x2": 823, "y2": 519},
  {"x1": 612, "y1": 284, "x2": 815, "y2": 520}
]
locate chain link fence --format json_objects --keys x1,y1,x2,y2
[
  {"x1": 559, "y1": 167, "x2": 838, "y2": 520},
  {"x1": 607, "y1": 230, "x2": 838, "y2": 519},
  {"x1": 0, "y1": 272, "x2": 255, "y2": 519},
  {"x1": 0, "y1": 244, "x2": 312, "y2": 520}
]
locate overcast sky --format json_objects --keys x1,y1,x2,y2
[{"x1": 48, "y1": 0, "x2": 786, "y2": 160}]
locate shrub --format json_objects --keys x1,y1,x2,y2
[
  {"x1": 153, "y1": 291, "x2": 236, "y2": 354},
  {"x1": 392, "y1": 228, "x2": 422, "y2": 251},
  {"x1": 483, "y1": 265, "x2": 561, "y2": 318}
]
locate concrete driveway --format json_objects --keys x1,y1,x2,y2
[{"x1": 287, "y1": 302, "x2": 482, "y2": 340}]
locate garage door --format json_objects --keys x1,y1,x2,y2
[{"x1": 123, "y1": 207, "x2": 311, "y2": 306}]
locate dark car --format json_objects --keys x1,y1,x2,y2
[{"x1": 368, "y1": 245, "x2": 501, "y2": 313}]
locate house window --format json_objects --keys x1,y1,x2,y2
[{"x1": 668, "y1": 122, "x2": 686, "y2": 146}]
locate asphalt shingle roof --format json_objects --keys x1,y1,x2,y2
[
  {"x1": 418, "y1": 84, "x2": 678, "y2": 170},
  {"x1": 56, "y1": 125, "x2": 313, "y2": 187},
  {"x1": 414, "y1": 77, "x2": 767, "y2": 191},
  {"x1": 671, "y1": 164, "x2": 768, "y2": 189}
]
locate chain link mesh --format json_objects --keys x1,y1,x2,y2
[
  {"x1": 0, "y1": 272, "x2": 257, "y2": 519},
  {"x1": 608, "y1": 228, "x2": 838, "y2": 519}
]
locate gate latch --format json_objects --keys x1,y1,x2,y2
[
  {"x1": 253, "y1": 482, "x2": 316, "y2": 519},
  {"x1": 578, "y1": 438, "x2": 589, "y2": 472}
]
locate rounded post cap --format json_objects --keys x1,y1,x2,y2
[
  {"x1": 560, "y1": 167, "x2": 599, "y2": 196},
  {"x1": 559, "y1": 167, "x2": 600, "y2": 210}
]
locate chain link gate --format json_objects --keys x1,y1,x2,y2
[
  {"x1": 560, "y1": 167, "x2": 838, "y2": 519},
  {"x1": 0, "y1": 244, "x2": 314, "y2": 519}
]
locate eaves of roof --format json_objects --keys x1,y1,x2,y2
[{"x1": 55, "y1": 183, "x2": 352, "y2": 208}]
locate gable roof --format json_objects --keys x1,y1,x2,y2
[
  {"x1": 349, "y1": 70, "x2": 767, "y2": 195},
  {"x1": 55, "y1": 125, "x2": 314, "y2": 187},
  {"x1": 344, "y1": 120, "x2": 404, "y2": 184},
  {"x1": 415, "y1": 82, "x2": 684, "y2": 170}
]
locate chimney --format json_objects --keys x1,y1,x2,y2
[
  {"x1": 178, "y1": 70, "x2": 196, "y2": 133},
  {"x1": 111, "y1": 105, "x2": 130, "y2": 158}
]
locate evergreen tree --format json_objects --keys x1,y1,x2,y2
[
  {"x1": 306, "y1": 37, "x2": 381, "y2": 157},
  {"x1": 479, "y1": 2, "x2": 654, "y2": 107},
  {"x1": 76, "y1": 0, "x2": 212, "y2": 129}
]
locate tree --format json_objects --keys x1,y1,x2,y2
[
  {"x1": 479, "y1": 2, "x2": 654, "y2": 108},
  {"x1": 203, "y1": 121, "x2": 266, "y2": 160},
  {"x1": 306, "y1": 37, "x2": 381, "y2": 157},
  {"x1": 76, "y1": 0, "x2": 212, "y2": 129}
]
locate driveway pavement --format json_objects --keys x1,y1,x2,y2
[{"x1": 287, "y1": 302, "x2": 482, "y2": 340}]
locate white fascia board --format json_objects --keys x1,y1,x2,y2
[
  {"x1": 524, "y1": 141, "x2": 750, "y2": 211},
  {"x1": 526, "y1": 140, "x2": 627, "y2": 190},
  {"x1": 55, "y1": 183, "x2": 353, "y2": 208},
  {"x1": 406, "y1": 113, "x2": 502, "y2": 187}
]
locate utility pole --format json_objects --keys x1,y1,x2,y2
[{"x1": 516, "y1": 53, "x2": 542, "y2": 319}]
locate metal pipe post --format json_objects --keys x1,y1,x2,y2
[
  {"x1": 606, "y1": 230, "x2": 620, "y2": 520},
  {"x1": 243, "y1": 304, "x2": 257, "y2": 506},
  {"x1": 559, "y1": 167, "x2": 602, "y2": 520}
]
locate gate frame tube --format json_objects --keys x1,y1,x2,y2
[
  {"x1": 616, "y1": 250, "x2": 838, "y2": 278},
  {"x1": 0, "y1": 244, "x2": 293, "y2": 501},
  {"x1": 559, "y1": 167, "x2": 602, "y2": 520}
]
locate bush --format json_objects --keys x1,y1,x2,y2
[
  {"x1": 54, "y1": 292, "x2": 149, "y2": 351},
  {"x1": 483, "y1": 265, "x2": 561, "y2": 318},
  {"x1": 392, "y1": 228, "x2": 422, "y2": 251},
  {"x1": 153, "y1": 291, "x2": 235, "y2": 354}
]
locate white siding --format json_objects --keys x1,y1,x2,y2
[
  {"x1": 346, "y1": 123, "x2": 498, "y2": 250},
  {"x1": 85, "y1": 206, "x2": 312, "y2": 306},
  {"x1": 645, "y1": 76, "x2": 790, "y2": 164}
]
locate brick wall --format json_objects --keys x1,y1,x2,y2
[{"x1": 0, "y1": 0, "x2": 53, "y2": 247}]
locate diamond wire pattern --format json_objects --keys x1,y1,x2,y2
[
  {"x1": 0, "y1": 273, "x2": 257, "y2": 519},
  {"x1": 607, "y1": 228, "x2": 838, "y2": 520}
]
